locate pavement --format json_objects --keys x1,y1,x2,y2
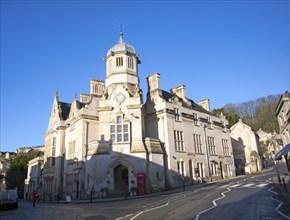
[{"x1": 270, "y1": 161, "x2": 290, "y2": 206}]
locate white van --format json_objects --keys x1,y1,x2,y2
[{"x1": 0, "y1": 190, "x2": 18, "y2": 209}]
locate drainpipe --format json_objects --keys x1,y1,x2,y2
[{"x1": 203, "y1": 124, "x2": 212, "y2": 182}]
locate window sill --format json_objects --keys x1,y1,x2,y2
[
  {"x1": 175, "y1": 150, "x2": 186, "y2": 153},
  {"x1": 111, "y1": 142, "x2": 130, "y2": 144},
  {"x1": 195, "y1": 153, "x2": 205, "y2": 155}
]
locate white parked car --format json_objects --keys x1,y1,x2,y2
[{"x1": 0, "y1": 190, "x2": 18, "y2": 209}]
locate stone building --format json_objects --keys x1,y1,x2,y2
[
  {"x1": 16, "y1": 145, "x2": 45, "y2": 154},
  {"x1": 276, "y1": 92, "x2": 290, "y2": 147},
  {"x1": 268, "y1": 133, "x2": 283, "y2": 164},
  {"x1": 231, "y1": 119, "x2": 262, "y2": 175},
  {"x1": 24, "y1": 156, "x2": 44, "y2": 200},
  {"x1": 42, "y1": 32, "x2": 235, "y2": 200},
  {"x1": 256, "y1": 128, "x2": 272, "y2": 146},
  {"x1": 0, "y1": 152, "x2": 16, "y2": 190},
  {"x1": 274, "y1": 91, "x2": 290, "y2": 171}
]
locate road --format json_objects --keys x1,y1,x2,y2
[
  {"x1": 123, "y1": 172, "x2": 289, "y2": 220},
  {"x1": 1, "y1": 169, "x2": 289, "y2": 220}
]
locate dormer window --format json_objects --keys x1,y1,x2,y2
[
  {"x1": 207, "y1": 117, "x2": 212, "y2": 129},
  {"x1": 174, "y1": 108, "x2": 181, "y2": 121},
  {"x1": 222, "y1": 121, "x2": 227, "y2": 132},
  {"x1": 193, "y1": 113, "x2": 199, "y2": 126},
  {"x1": 116, "y1": 57, "x2": 123, "y2": 67}
]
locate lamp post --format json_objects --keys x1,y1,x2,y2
[
  {"x1": 179, "y1": 159, "x2": 185, "y2": 191},
  {"x1": 203, "y1": 124, "x2": 212, "y2": 182}
]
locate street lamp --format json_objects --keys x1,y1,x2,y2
[
  {"x1": 203, "y1": 124, "x2": 212, "y2": 182},
  {"x1": 179, "y1": 159, "x2": 185, "y2": 191}
]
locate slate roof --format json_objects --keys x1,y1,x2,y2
[
  {"x1": 160, "y1": 89, "x2": 213, "y2": 115},
  {"x1": 59, "y1": 102, "x2": 71, "y2": 120},
  {"x1": 59, "y1": 100, "x2": 85, "y2": 120}
]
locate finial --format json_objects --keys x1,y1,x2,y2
[
  {"x1": 55, "y1": 89, "x2": 59, "y2": 100},
  {"x1": 119, "y1": 20, "x2": 125, "y2": 44},
  {"x1": 74, "y1": 93, "x2": 77, "y2": 100}
]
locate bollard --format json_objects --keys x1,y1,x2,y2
[
  {"x1": 282, "y1": 178, "x2": 288, "y2": 192},
  {"x1": 277, "y1": 174, "x2": 281, "y2": 185},
  {"x1": 124, "y1": 189, "x2": 127, "y2": 200},
  {"x1": 90, "y1": 190, "x2": 93, "y2": 203},
  {"x1": 182, "y1": 178, "x2": 185, "y2": 192}
]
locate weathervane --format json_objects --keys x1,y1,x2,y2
[{"x1": 119, "y1": 20, "x2": 124, "y2": 33}]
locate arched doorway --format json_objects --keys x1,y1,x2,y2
[{"x1": 114, "y1": 164, "x2": 128, "y2": 193}]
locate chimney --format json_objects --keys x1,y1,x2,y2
[
  {"x1": 80, "y1": 93, "x2": 90, "y2": 103},
  {"x1": 198, "y1": 98, "x2": 210, "y2": 111},
  {"x1": 90, "y1": 79, "x2": 105, "y2": 96},
  {"x1": 147, "y1": 72, "x2": 160, "y2": 92},
  {"x1": 171, "y1": 85, "x2": 186, "y2": 99}
]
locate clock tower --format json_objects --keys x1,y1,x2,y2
[{"x1": 99, "y1": 32, "x2": 145, "y2": 154}]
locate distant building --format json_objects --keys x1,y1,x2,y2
[
  {"x1": 1, "y1": 147, "x2": 43, "y2": 191},
  {"x1": 0, "y1": 152, "x2": 16, "y2": 172},
  {"x1": 24, "y1": 156, "x2": 44, "y2": 200},
  {"x1": 0, "y1": 152, "x2": 16, "y2": 190},
  {"x1": 256, "y1": 128, "x2": 273, "y2": 146},
  {"x1": 231, "y1": 119, "x2": 262, "y2": 175},
  {"x1": 41, "y1": 32, "x2": 236, "y2": 200},
  {"x1": 268, "y1": 133, "x2": 283, "y2": 162},
  {"x1": 16, "y1": 145, "x2": 45, "y2": 154},
  {"x1": 256, "y1": 128, "x2": 274, "y2": 167}
]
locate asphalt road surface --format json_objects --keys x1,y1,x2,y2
[{"x1": 1, "y1": 169, "x2": 289, "y2": 220}]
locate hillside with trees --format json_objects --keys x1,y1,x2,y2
[{"x1": 213, "y1": 94, "x2": 280, "y2": 132}]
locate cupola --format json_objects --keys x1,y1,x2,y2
[{"x1": 104, "y1": 32, "x2": 141, "y2": 96}]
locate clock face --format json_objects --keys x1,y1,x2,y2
[{"x1": 115, "y1": 93, "x2": 125, "y2": 103}]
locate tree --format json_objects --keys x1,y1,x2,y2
[
  {"x1": 212, "y1": 108, "x2": 240, "y2": 127},
  {"x1": 222, "y1": 94, "x2": 280, "y2": 132},
  {"x1": 5, "y1": 150, "x2": 43, "y2": 195}
]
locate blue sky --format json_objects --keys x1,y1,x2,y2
[{"x1": 1, "y1": 1, "x2": 289, "y2": 152}]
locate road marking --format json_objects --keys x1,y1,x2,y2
[
  {"x1": 241, "y1": 183, "x2": 254, "y2": 188},
  {"x1": 195, "y1": 187, "x2": 231, "y2": 220},
  {"x1": 255, "y1": 183, "x2": 268, "y2": 188},
  {"x1": 117, "y1": 192, "x2": 184, "y2": 220},
  {"x1": 130, "y1": 211, "x2": 144, "y2": 220},
  {"x1": 130, "y1": 202, "x2": 169, "y2": 220},
  {"x1": 219, "y1": 184, "x2": 231, "y2": 189},
  {"x1": 270, "y1": 197, "x2": 290, "y2": 219},
  {"x1": 195, "y1": 185, "x2": 216, "y2": 192},
  {"x1": 142, "y1": 192, "x2": 186, "y2": 210},
  {"x1": 268, "y1": 187, "x2": 278, "y2": 195},
  {"x1": 268, "y1": 186, "x2": 290, "y2": 219},
  {"x1": 229, "y1": 183, "x2": 241, "y2": 188}
]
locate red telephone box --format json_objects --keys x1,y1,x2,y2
[{"x1": 137, "y1": 172, "x2": 146, "y2": 195}]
